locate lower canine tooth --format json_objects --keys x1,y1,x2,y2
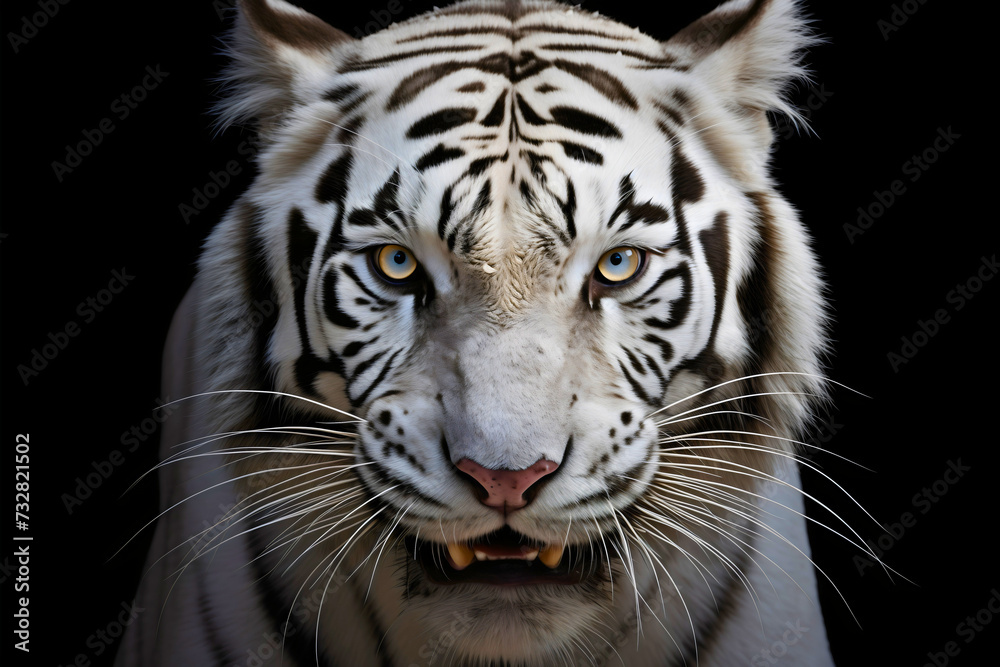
[
  {"x1": 447, "y1": 543, "x2": 474, "y2": 570},
  {"x1": 539, "y1": 544, "x2": 564, "y2": 568}
]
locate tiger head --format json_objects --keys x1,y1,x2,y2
[{"x1": 192, "y1": 0, "x2": 828, "y2": 662}]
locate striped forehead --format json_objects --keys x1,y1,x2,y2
[{"x1": 309, "y1": 5, "x2": 690, "y2": 245}]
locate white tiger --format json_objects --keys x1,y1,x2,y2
[{"x1": 117, "y1": 0, "x2": 861, "y2": 664}]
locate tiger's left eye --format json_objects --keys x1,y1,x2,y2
[
  {"x1": 595, "y1": 247, "x2": 644, "y2": 284},
  {"x1": 374, "y1": 244, "x2": 419, "y2": 282}
]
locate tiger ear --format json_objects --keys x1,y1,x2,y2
[
  {"x1": 666, "y1": 0, "x2": 815, "y2": 145},
  {"x1": 215, "y1": 0, "x2": 354, "y2": 133}
]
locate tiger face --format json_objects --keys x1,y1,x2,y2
[{"x1": 179, "y1": 0, "x2": 833, "y2": 664}]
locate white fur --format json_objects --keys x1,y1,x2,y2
[{"x1": 117, "y1": 2, "x2": 846, "y2": 665}]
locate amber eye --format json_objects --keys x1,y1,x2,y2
[
  {"x1": 595, "y1": 247, "x2": 643, "y2": 284},
  {"x1": 373, "y1": 244, "x2": 419, "y2": 282}
]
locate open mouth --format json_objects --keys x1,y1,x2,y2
[{"x1": 407, "y1": 526, "x2": 602, "y2": 586}]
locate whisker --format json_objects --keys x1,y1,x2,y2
[
  {"x1": 644, "y1": 371, "x2": 866, "y2": 422},
  {"x1": 160, "y1": 388, "x2": 365, "y2": 421}
]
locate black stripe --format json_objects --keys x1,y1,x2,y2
[
  {"x1": 619, "y1": 200, "x2": 671, "y2": 232},
  {"x1": 643, "y1": 333, "x2": 674, "y2": 364},
  {"x1": 561, "y1": 179, "x2": 577, "y2": 240},
  {"x1": 608, "y1": 174, "x2": 634, "y2": 228},
  {"x1": 387, "y1": 53, "x2": 511, "y2": 110},
  {"x1": 466, "y1": 152, "x2": 506, "y2": 178},
  {"x1": 524, "y1": 149, "x2": 549, "y2": 180},
  {"x1": 323, "y1": 269, "x2": 360, "y2": 330},
  {"x1": 396, "y1": 27, "x2": 518, "y2": 43},
  {"x1": 701, "y1": 212, "x2": 730, "y2": 352},
  {"x1": 516, "y1": 93, "x2": 547, "y2": 125},
  {"x1": 343, "y1": 337, "x2": 377, "y2": 358},
  {"x1": 381, "y1": 440, "x2": 427, "y2": 474},
  {"x1": 344, "y1": 45, "x2": 485, "y2": 72},
  {"x1": 540, "y1": 43, "x2": 678, "y2": 67},
  {"x1": 552, "y1": 59, "x2": 638, "y2": 109},
  {"x1": 287, "y1": 208, "x2": 329, "y2": 393},
  {"x1": 344, "y1": 170, "x2": 404, "y2": 231},
  {"x1": 667, "y1": 151, "x2": 696, "y2": 256},
  {"x1": 343, "y1": 264, "x2": 391, "y2": 306},
  {"x1": 511, "y1": 49, "x2": 550, "y2": 82},
  {"x1": 653, "y1": 99, "x2": 684, "y2": 127},
  {"x1": 339, "y1": 91, "x2": 372, "y2": 116},
  {"x1": 643, "y1": 266, "x2": 692, "y2": 330},
  {"x1": 374, "y1": 170, "x2": 401, "y2": 218},
  {"x1": 393, "y1": 23, "x2": 632, "y2": 47},
  {"x1": 671, "y1": 146, "x2": 706, "y2": 204},
  {"x1": 656, "y1": 118, "x2": 677, "y2": 145},
  {"x1": 481, "y1": 92, "x2": 507, "y2": 126},
  {"x1": 357, "y1": 452, "x2": 447, "y2": 509},
  {"x1": 641, "y1": 350, "x2": 667, "y2": 388},
  {"x1": 406, "y1": 107, "x2": 478, "y2": 139},
  {"x1": 607, "y1": 174, "x2": 670, "y2": 231},
  {"x1": 550, "y1": 106, "x2": 622, "y2": 138},
  {"x1": 241, "y1": 205, "x2": 284, "y2": 421},
  {"x1": 352, "y1": 349, "x2": 401, "y2": 407},
  {"x1": 519, "y1": 179, "x2": 537, "y2": 207},
  {"x1": 416, "y1": 143, "x2": 465, "y2": 171},
  {"x1": 324, "y1": 83, "x2": 360, "y2": 103},
  {"x1": 440, "y1": 1, "x2": 534, "y2": 20},
  {"x1": 619, "y1": 360, "x2": 657, "y2": 406},
  {"x1": 622, "y1": 346, "x2": 645, "y2": 375},
  {"x1": 561, "y1": 141, "x2": 603, "y2": 165},
  {"x1": 462, "y1": 221, "x2": 478, "y2": 255},
  {"x1": 737, "y1": 192, "x2": 777, "y2": 375},
  {"x1": 473, "y1": 180, "x2": 492, "y2": 213},
  {"x1": 625, "y1": 264, "x2": 687, "y2": 307},
  {"x1": 520, "y1": 24, "x2": 637, "y2": 40},
  {"x1": 671, "y1": 89, "x2": 693, "y2": 110},
  {"x1": 332, "y1": 113, "x2": 365, "y2": 145},
  {"x1": 437, "y1": 186, "x2": 454, "y2": 241},
  {"x1": 315, "y1": 153, "x2": 354, "y2": 205},
  {"x1": 347, "y1": 207, "x2": 379, "y2": 228},
  {"x1": 725, "y1": 192, "x2": 779, "y2": 429},
  {"x1": 351, "y1": 349, "x2": 388, "y2": 382}
]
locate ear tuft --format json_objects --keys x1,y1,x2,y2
[
  {"x1": 214, "y1": 0, "x2": 354, "y2": 135},
  {"x1": 667, "y1": 0, "x2": 818, "y2": 129}
]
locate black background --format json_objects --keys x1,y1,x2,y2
[{"x1": 1, "y1": 1, "x2": 995, "y2": 665}]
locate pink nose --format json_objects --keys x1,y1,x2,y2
[{"x1": 456, "y1": 458, "x2": 559, "y2": 511}]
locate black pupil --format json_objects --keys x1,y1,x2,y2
[
  {"x1": 610, "y1": 252, "x2": 623, "y2": 266},
  {"x1": 392, "y1": 250, "x2": 407, "y2": 265}
]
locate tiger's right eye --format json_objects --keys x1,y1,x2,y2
[
  {"x1": 595, "y1": 246, "x2": 644, "y2": 285},
  {"x1": 373, "y1": 245, "x2": 419, "y2": 283}
]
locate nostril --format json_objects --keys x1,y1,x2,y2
[{"x1": 456, "y1": 458, "x2": 559, "y2": 511}]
